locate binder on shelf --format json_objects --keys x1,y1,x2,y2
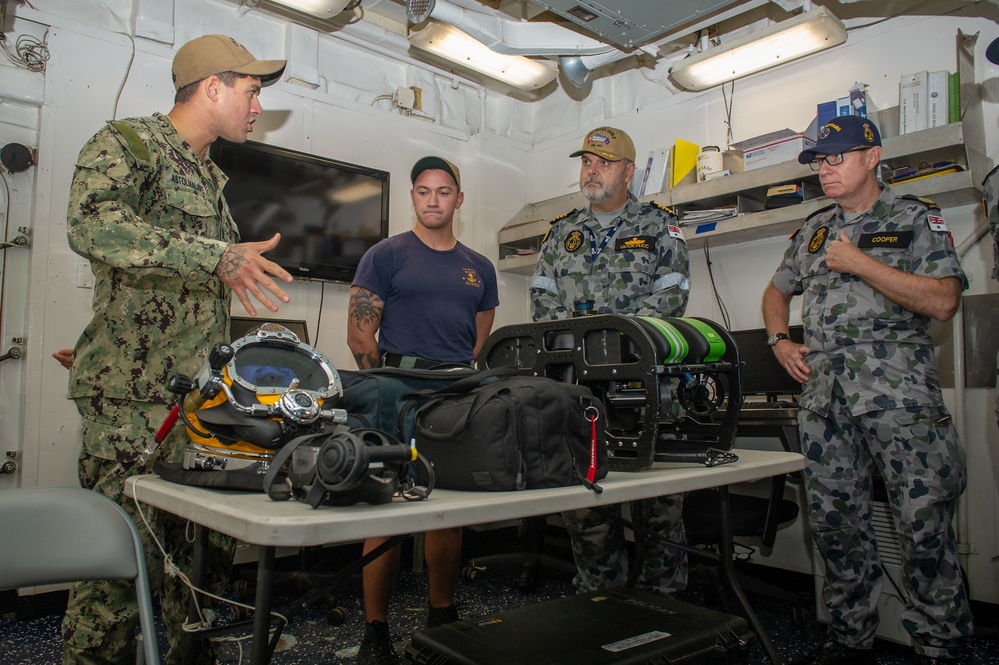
[
  {"x1": 640, "y1": 149, "x2": 670, "y2": 196},
  {"x1": 948, "y1": 72, "x2": 960, "y2": 124},
  {"x1": 927, "y1": 70, "x2": 949, "y2": 128},
  {"x1": 817, "y1": 100, "x2": 837, "y2": 128},
  {"x1": 629, "y1": 156, "x2": 648, "y2": 198},
  {"x1": 899, "y1": 71, "x2": 928, "y2": 134}
]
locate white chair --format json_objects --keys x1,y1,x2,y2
[{"x1": 0, "y1": 486, "x2": 160, "y2": 664}]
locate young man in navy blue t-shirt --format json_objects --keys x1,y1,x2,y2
[{"x1": 348, "y1": 156, "x2": 499, "y2": 664}]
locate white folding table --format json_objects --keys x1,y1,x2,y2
[{"x1": 126, "y1": 448, "x2": 805, "y2": 665}]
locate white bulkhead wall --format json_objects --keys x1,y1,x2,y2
[{"x1": 1, "y1": 0, "x2": 996, "y2": 600}]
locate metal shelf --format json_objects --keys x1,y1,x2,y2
[{"x1": 497, "y1": 121, "x2": 986, "y2": 272}]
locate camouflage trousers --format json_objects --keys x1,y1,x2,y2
[
  {"x1": 799, "y1": 386, "x2": 973, "y2": 659},
  {"x1": 62, "y1": 397, "x2": 236, "y2": 665},
  {"x1": 562, "y1": 494, "x2": 687, "y2": 595}
]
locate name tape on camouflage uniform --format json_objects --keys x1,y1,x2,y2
[
  {"x1": 615, "y1": 235, "x2": 653, "y2": 251},
  {"x1": 857, "y1": 231, "x2": 913, "y2": 249}
]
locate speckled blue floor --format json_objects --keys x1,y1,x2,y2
[{"x1": 2, "y1": 548, "x2": 997, "y2": 664}]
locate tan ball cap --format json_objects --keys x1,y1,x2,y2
[
  {"x1": 569, "y1": 126, "x2": 636, "y2": 162},
  {"x1": 172, "y1": 34, "x2": 287, "y2": 91}
]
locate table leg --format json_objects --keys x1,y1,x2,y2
[
  {"x1": 181, "y1": 524, "x2": 209, "y2": 665},
  {"x1": 250, "y1": 546, "x2": 277, "y2": 665},
  {"x1": 715, "y1": 486, "x2": 782, "y2": 665}
]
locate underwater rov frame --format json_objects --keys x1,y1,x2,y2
[{"x1": 480, "y1": 314, "x2": 742, "y2": 471}]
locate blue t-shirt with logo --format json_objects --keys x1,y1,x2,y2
[{"x1": 353, "y1": 230, "x2": 499, "y2": 362}]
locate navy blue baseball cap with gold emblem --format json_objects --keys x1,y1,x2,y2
[
  {"x1": 987, "y1": 36, "x2": 999, "y2": 65},
  {"x1": 798, "y1": 115, "x2": 881, "y2": 164}
]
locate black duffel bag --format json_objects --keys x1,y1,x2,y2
[
  {"x1": 336, "y1": 365, "x2": 478, "y2": 443},
  {"x1": 413, "y1": 373, "x2": 607, "y2": 493}
]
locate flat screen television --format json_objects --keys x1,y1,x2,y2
[
  {"x1": 729, "y1": 326, "x2": 805, "y2": 397},
  {"x1": 210, "y1": 139, "x2": 389, "y2": 284}
]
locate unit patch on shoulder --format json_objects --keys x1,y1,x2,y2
[
  {"x1": 564, "y1": 229, "x2": 585, "y2": 253},
  {"x1": 615, "y1": 235, "x2": 654, "y2": 252},
  {"x1": 926, "y1": 214, "x2": 949, "y2": 233},
  {"x1": 808, "y1": 226, "x2": 829, "y2": 253}
]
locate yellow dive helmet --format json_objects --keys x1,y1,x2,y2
[{"x1": 176, "y1": 323, "x2": 347, "y2": 471}]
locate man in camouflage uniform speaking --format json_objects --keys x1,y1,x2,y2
[
  {"x1": 530, "y1": 126, "x2": 690, "y2": 595},
  {"x1": 62, "y1": 35, "x2": 290, "y2": 665},
  {"x1": 762, "y1": 115, "x2": 972, "y2": 665}
]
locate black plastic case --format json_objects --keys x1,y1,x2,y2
[{"x1": 405, "y1": 587, "x2": 754, "y2": 664}]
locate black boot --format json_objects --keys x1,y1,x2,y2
[
  {"x1": 357, "y1": 620, "x2": 400, "y2": 665},
  {"x1": 426, "y1": 604, "x2": 459, "y2": 629},
  {"x1": 791, "y1": 639, "x2": 877, "y2": 665}
]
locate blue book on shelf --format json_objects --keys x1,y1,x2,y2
[{"x1": 817, "y1": 100, "x2": 836, "y2": 128}]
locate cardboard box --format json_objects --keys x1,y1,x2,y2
[
  {"x1": 723, "y1": 149, "x2": 744, "y2": 174},
  {"x1": 849, "y1": 83, "x2": 876, "y2": 118},
  {"x1": 731, "y1": 130, "x2": 816, "y2": 171}
]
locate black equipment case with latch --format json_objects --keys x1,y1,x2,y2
[{"x1": 404, "y1": 587, "x2": 753, "y2": 664}]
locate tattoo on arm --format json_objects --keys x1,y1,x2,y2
[
  {"x1": 352, "y1": 351, "x2": 381, "y2": 369},
  {"x1": 216, "y1": 245, "x2": 248, "y2": 281},
  {"x1": 348, "y1": 288, "x2": 384, "y2": 330}
]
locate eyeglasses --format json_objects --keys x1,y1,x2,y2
[{"x1": 807, "y1": 147, "x2": 871, "y2": 171}]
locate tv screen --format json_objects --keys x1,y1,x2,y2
[
  {"x1": 210, "y1": 139, "x2": 389, "y2": 284},
  {"x1": 729, "y1": 326, "x2": 805, "y2": 397}
]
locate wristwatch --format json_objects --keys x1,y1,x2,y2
[{"x1": 766, "y1": 332, "x2": 790, "y2": 348}]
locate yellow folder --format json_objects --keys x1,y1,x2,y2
[{"x1": 670, "y1": 138, "x2": 700, "y2": 188}]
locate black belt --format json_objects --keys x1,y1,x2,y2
[{"x1": 382, "y1": 353, "x2": 473, "y2": 370}]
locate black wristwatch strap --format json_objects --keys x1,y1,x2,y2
[{"x1": 767, "y1": 332, "x2": 790, "y2": 348}]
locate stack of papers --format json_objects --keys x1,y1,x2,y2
[{"x1": 679, "y1": 207, "x2": 738, "y2": 226}]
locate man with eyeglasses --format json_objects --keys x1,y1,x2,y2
[{"x1": 762, "y1": 115, "x2": 972, "y2": 665}]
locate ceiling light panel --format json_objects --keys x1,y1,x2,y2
[{"x1": 531, "y1": 0, "x2": 744, "y2": 49}]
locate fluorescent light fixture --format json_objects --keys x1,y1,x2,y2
[
  {"x1": 326, "y1": 181, "x2": 381, "y2": 204},
  {"x1": 409, "y1": 21, "x2": 559, "y2": 91},
  {"x1": 669, "y1": 6, "x2": 847, "y2": 92},
  {"x1": 268, "y1": 0, "x2": 351, "y2": 19}
]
